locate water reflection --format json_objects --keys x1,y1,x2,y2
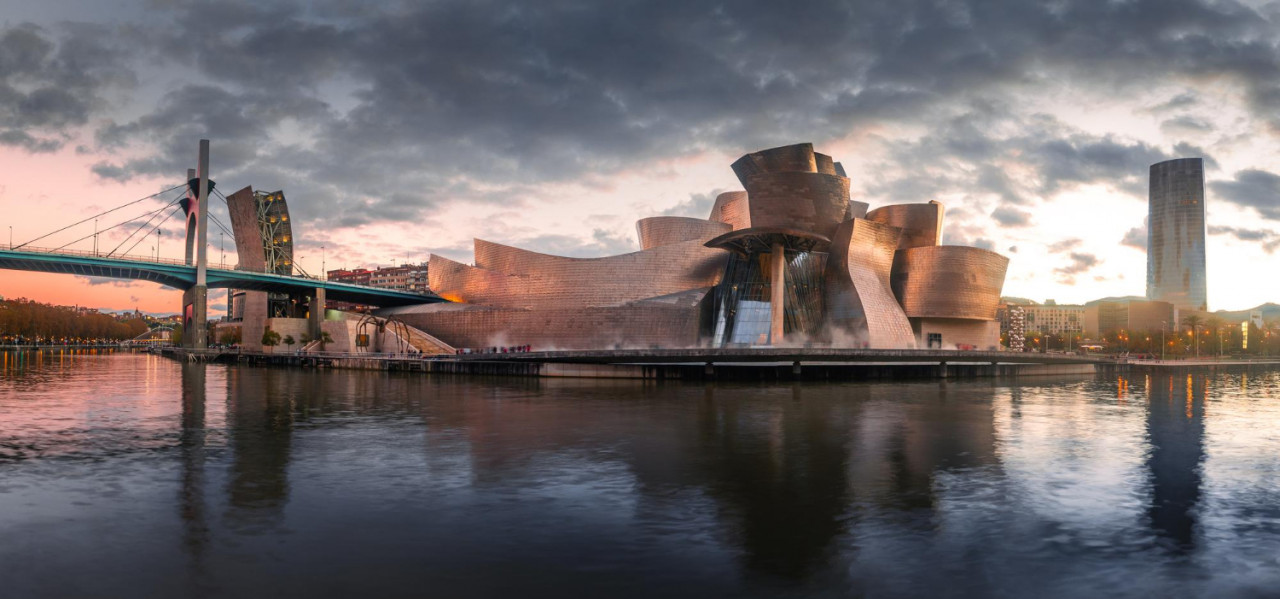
[
  {"x1": 1145, "y1": 373, "x2": 1206, "y2": 553},
  {"x1": 179, "y1": 363, "x2": 209, "y2": 566},
  {"x1": 4, "y1": 354, "x2": 1280, "y2": 598},
  {"x1": 225, "y1": 368, "x2": 295, "y2": 532},
  {"x1": 693, "y1": 385, "x2": 853, "y2": 581}
]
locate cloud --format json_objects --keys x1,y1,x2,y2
[
  {"x1": 511, "y1": 228, "x2": 638, "y2": 258},
  {"x1": 75, "y1": 276, "x2": 142, "y2": 287},
  {"x1": 659, "y1": 190, "x2": 721, "y2": 218},
  {"x1": 1210, "y1": 169, "x2": 1280, "y2": 220},
  {"x1": 1209, "y1": 225, "x2": 1280, "y2": 252},
  {"x1": 991, "y1": 205, "x2": 1032, "y2": 227},
  {"x1": 1146, "y1": 92, "x2": 1199, "y2": 113},
  {"x1": 1047, "y1": 238, "x2": 1083, "y2": 253},
  {"x1": 1160, "y1": 115, "x2": 1213, "y2": 135},
  {"x1": 0, "y1": 23, "x2": 134, "y2": 153},
  {"x1": 1054, "y1": 252, "x2": 1100, "y2": 283},
  {"x1": 1121, "y1": 226, "x2": 1147, "y2": 249}
]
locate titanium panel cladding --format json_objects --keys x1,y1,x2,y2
[
  {"x1": 1147, "y1": 158, "x2": 1207, "y2": 311},
  {"x1": 891, "y1": 246, "x2": 1009, "y2": 320}
]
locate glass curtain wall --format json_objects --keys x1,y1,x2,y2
[{"x1": 710, "y1": 250, "x2": 827, "y2": 347}]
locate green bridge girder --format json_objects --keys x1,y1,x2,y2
[{"x1": 0, "y1": 249, "x2": 445, "y2": 307}]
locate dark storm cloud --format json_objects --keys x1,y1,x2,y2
[
  {"x1": 6, "y1": 0, "x2": 1276, "y2": 237},
  {"x1": 1210, "y1": 169, "x2": 1280, "y2": 220},
  {"x1": 869, "y1": 110, "x2": 1202, "y2": 209},
  {"x1": 1147, "y1": 92, "x2": 1200, "y2": 113},
  {"x1": 0, "y1": 23, "x2": 134, "y2": 152}
]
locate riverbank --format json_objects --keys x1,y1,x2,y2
[{"x1": 158, "y1": 346, "x2": 1117, "y2": 380}]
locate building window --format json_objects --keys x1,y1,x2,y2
[{"x1": 927, "y1": 332, "x2": 942, "y2": 349}]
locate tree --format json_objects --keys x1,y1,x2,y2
[
  {"x1": 262, "y1": 327, "x2": 282, "y2": 350},
  {"x1": 218, "y1": 328, "x2": 241, "y2": 346},
  {"x1": 1205, "y1": 316, "x2": 1225, "y2": 357},
  {"x1": 283, "y1": 334, "x2": 295, "y2": 351},
  {"x1": 1180, "y1": 314, "x2": 1204, "y2": 357},
  {"x1": 318, "y1": 330, "x2": 333, "y2": 351},
  {"x1": 171, "y1": 324, "x2": 183, "y2": 346}
]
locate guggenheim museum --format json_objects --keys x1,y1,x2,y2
[{"x1": 383, "y1": 143, "x2": 1010, "y2": 351}]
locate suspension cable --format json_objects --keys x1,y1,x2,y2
[
  {"x1": 106, "y1": 193, "x2": 186, "y2": 257},
  {"x1": 52, "y1": 196, "x2": 185, "y2": 252},
  {"x1": 120, "y1": 206, "x2": 183, "y2": 258},
  {"x1": 15, "y1": 183, "x2": 186, "y2": 249}
]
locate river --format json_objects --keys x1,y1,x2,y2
[{"x1": 2, "y1": 350, "x2": 1279, "y2": 598}]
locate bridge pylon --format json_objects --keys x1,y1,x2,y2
[{"x1": 182, "y1": 140, "x2": 213, "y2": 349}]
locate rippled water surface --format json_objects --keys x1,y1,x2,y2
[{"x1": 3, "y1": 350, "x2": 1280, "y2": 598}]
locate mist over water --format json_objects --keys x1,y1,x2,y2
[{"x1": 3, "y1": 351, "x2": 1280, "y2": 598}]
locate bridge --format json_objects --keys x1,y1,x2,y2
[
  {"x1": 0, "y1": 245, "x2": 442, "y2": 307},
  {"x1": 1, "y1": 139, "x2": 446, "y2": 349}
]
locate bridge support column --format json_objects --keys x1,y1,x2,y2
[
  {"x1": 181, "y1": 140, "x2": 211, "y2": 351},
  {"x1": 309, "y1": 287, "x2": 326, "y2": 341},
  {"x1": 183, "y1": 286, "x2": 208, "y2": 350}
]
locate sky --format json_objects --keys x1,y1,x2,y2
[{"x1": 2, "y1": 0, "x2": 1280, "y2": 315}]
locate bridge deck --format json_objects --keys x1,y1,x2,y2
[{"x1": 0, "y1": 247, "x2": 445, "y2": 307}]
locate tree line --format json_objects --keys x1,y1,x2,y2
[{"x1": 0, "y1": 298, "x2": 150, "y2": 342}]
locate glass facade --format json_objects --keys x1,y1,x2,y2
[
  {"x1": 1147, "y1": 158, "x2": 1207, "y2": 311},
  {"x1": 710, "y1": 250, "x2": 827, "y2": 346}
]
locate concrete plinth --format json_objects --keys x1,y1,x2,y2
[
  {"x1": 183, "y1": 286, "x2": 208, "y2": 349},
  {"x1": 309, "y1": 287, "x2": 326, "y2": 340}
]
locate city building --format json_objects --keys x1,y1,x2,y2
[
  {"x1": 1148, "y1": 158, "x2": 1207, "y2": 312},
  {"x1": 1083, "y1": 300, "x2": 1176, "y2": 337},
  {"x1": 327, "y1": 268, "x2": 371, "y2": 286},
  {"x1": 226, "y1": 189, "x2": 295, "y2": 323},
  {"x1": 383, "y1": 143, "x2": 1010, "y2": 350},
  {"x1": 1022, "y1": 303, "x2": 1085, "y2": 334}
]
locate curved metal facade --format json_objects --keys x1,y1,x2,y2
[
  {"x1": 433, "y1": 239, "x2": 727, "y2": 310},
  {"x1": 824, "y1": 219, "x2": 917, "y2": 348},
  {"x1": 866, "y1": 202, "x2": 944, "y2": 249},
  {"x1": 635, "y1": 217, "x2": 731, "y2": 250},
  {"x1": 1147, "y1": 158, "x2": 1207, "y2": 311},
  {"x1": 709, "y1": 191, "x2": 751, "y2": 230},
  {"x1": 727, "y1": 143, "x2": 860, "y2": 239},
  {"x1": 395, "y1": 141, "x2": 1010, "y2": 351},
  {"x1": 742, "y1": 171, "x2": 854, "y2": 239},
  {"x1": 890, "y1": 246, "x2": 1008, "y2": 320}
]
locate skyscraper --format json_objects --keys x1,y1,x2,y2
[{"x1": 1147, "y1": 158, "x2": 1207, "y2": 312}]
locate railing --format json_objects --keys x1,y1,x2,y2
[
  {"x1": 0, "y1": 243, "x2": 229, "y2": 269},
  {"x1": 1, "y1": 244, "x2": 438, "y2": 297}
]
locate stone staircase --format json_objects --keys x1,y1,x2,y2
[{"x1": 391, "y1": 321, "x2": 455, "y2": 355}]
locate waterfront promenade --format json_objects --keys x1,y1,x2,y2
[{"x1": 158, "y1": 346, "x2": 1111, "y2": 380}]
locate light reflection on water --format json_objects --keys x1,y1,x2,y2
[{"x1": 3, "y1": 351, "x2": 1280, "y2": 598}]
